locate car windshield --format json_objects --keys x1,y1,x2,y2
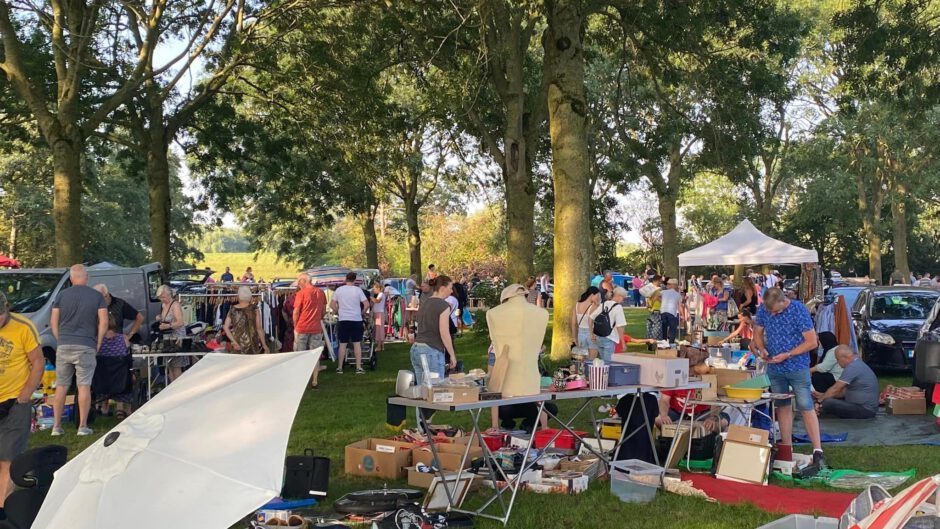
[
  {"x1": 170, "y1": 271, "x2": 209, "y2": 282},
  {"x1": 870, "y1": 292, "x2": 938, "y2": 320},
  {"x1": 831, "y1": 288, "x2": 863, "y2": 312},
  {"x1": 0, "y1": 273, "x2": 63, "y2": 314}
]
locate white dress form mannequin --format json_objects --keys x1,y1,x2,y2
[{"x1": 486, "y1": 296, "x2": 549, "y2": 397}]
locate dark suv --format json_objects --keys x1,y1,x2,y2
[{"x1": 852, "y1": 287, "x2": 939, "y2": 371}]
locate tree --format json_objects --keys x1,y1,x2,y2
[
  {"x1": 588, "y1": 0, "x2": 804, "y2": 278},
  {"x1": 544, "y1": 0, "x2": 592, "y2": 360},
  {"x1": 384, "y1": 0, "x2": 549, "y2": 283},
  {"x1": 107, "y1": 1, "x2": 289, "y2": 273},
  {"x1": 0, "y1": 1, "x2": 167, "y2": 264},
  {"x1": 831, "y1": 0, "x2": 940, "y2": 282}
]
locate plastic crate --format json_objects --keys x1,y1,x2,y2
[
  {"x1": 608, "y1": 362, "x2": 640, "y2": 386},
  {"x1": 609, "y1": 459, "x2": 664, "y2": 503},
  {"x1": 533, "y1": 429, "x2": 587, "y2": 454},
  {"x1": 755, "y1": 515, "x2": 839, "y2": 529}
]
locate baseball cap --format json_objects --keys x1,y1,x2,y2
[
  {"x1": 500, "y1": 284, "x2": 528, "y2": 302},
  {"x1": 667, "y1": 278, "x2": 679, "y2": 286}
]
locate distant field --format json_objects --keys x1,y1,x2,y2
[{"x1": 193, "y1": 252, "x2": 302, "y2": 282}]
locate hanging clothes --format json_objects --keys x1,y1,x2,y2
[{"x1": 834, "y1": 296, "x2": 851, "y2": 346}]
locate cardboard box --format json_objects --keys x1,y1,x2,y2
[
  {"x1": 655, "y1": 348, "x2": 678, "y2": 358},
  {"x1": 726, "y1": 425, "x2": 770, "y2": 445},
  {"x1": 714, "y1": 368, "x2": 752, "y2": 395},
  {"x1": 412, "y1": 442, "x2": 483, "y2": 471},
  {"x1": 707, "y1": 336, "x2": 727, "y2": 346},
  {"x1": 527, "y1": 472, "x2": 589, "y2": 495},
  {"x1": 611, "y1": 353, "x2": 689, "y2": 387},
  {"x1": 716, "y1": 426, "x2": 771, "y2": 485},
  {"x1": 425, "y1": 385, "x2": 480, "y2": 404},
  {"x1": 407, "y1": 466, "x2": 478, "y2": 489},
  {"x1": 695, "y1": 374, "x2": 719, "y2": 401},
  {"x1": 887, "y1": 397, "x2": 927, "y2": 415},
  {"x1": 344, "y1": 438, "x2": 416, "y2": 479},
  {"x1": 450, "y1": 435, "x2": 482, "y2": 448}
]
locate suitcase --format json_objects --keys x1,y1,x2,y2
[{"x1": 282, "y1": 449, "x2": 330, "y2": 499}]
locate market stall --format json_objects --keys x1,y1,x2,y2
[{"x1": 677, "y1": 220, "x2": 818, "y2": 268}]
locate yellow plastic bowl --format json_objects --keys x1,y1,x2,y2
[{"x1": 723, "y1": 386, "x2": 764, "y2": 400}]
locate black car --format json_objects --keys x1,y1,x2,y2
[
  {"x1": 912, "y1": 301, "x2": 940, "y2": 399},
  {"x1": 852, "y1": 287, "x2": 940, "y2": 370},
  {"x1": 829, "y1": 286, "x2": 866, "y2": 315}
]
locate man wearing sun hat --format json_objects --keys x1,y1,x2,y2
[{"x1": 0, "y1": 292, "x2": 45, "y2": 517}]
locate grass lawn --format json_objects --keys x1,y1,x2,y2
[
  {"x1": 193, "y1": 252, "x2": 303, "y2": 282},
  {"x1": 32, "y1": 309, "x2": 939, "y2": 529}
]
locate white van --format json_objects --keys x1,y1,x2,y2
[{"x1": 0, "y1": 262, "x2": 163, "y2": 359}]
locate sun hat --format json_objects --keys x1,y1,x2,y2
[{"x1": 500, "y1": 284, "x2": 528, "y2": 303}]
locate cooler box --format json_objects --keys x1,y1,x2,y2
[
  {"x1": 533, "y1": 429, "x2": 587, "y2": 455},
  {"x1": 608, "y1": 363, "x2": 640, "y2": 386}
]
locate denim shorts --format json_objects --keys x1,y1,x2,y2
[
  {"x1": 595, "y1": 338, "x2": 616, "y2": 363},
  {"x1": 410, "y1": 343, "x2": 446, "y2": 385},
  {"x1": 577, "y1": 328, "x2": 595, "y2": 350},
  {"x1": 769, "y1": 369, "x2": 814, "y2": 412}
]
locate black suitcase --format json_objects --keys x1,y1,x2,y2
[{"x1": 282, "y1": 449, "x2": 330, "y2": 499}]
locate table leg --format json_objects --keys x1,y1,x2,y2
[
  {"x1": 638, "y1": 390, "x2": 661, "y2": 467},
  {"x1": 419, "y1": 409, "x2": 460, "y2": 511}
]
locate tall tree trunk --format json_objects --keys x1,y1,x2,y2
[
  {"x1": 146, "y1": 141, "x2": 173, "y2": 274},
  {"x1": 51, "y1": 136, "x2": 84, "y2": 266},
  {"x1": 362, "y1": 211, "x2": 379, "y2": 270},
  {"x1": 891, "y1": 182, "x2": 910, "y2": 282},
  {"x1": 857, "y1": 180, "x2": 882, "y2": 285},
  {"x1": 8, "y1": 214, "x2": 16, "y2": 261},
  {"x1": 405, "y1": 200, "x2": 422, "y2": 279},
  {"x1": 658, "y1": 189, "x2": 680, "y2": 278},
  {"x1": 504, "y1": 137, "x2": 535, "y2": 283},
  {"x1": 545, "y1": 0, "x2": 591, "y2": 360}
]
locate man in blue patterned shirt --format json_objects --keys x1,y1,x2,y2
[{"x1": 754, "y1": 287, "x2": 826, "y2": 469}]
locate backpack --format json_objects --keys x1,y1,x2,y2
[{"x1": 593, "y1": 302, "x2": 615, "y2": 337}]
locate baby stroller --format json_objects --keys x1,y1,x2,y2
[{"x1": 336, "y1": 317, "x2": 377, "y2": 371}]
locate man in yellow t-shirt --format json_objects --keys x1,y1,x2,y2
[{"x1": 0, "y1": 292, "x2": 44, "y2": 516}]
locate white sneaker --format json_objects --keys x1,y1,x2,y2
[
  {"x1": 77, "y1": 427, "x2": 94, "y2": 436},
  {"x1": 50, "y1": 427, "x2": 65, "y2": 437}
]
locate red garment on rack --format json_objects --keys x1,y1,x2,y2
[{"x1": 834, "y1": 295, "x2": 851, "y2": 346}]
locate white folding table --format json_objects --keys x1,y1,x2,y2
[{"x1": 388, "y1": 380, "x2": 707, "y2": 525}]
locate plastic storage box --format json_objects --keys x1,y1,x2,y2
[
  {"x1": 607, "y1": 362, "x2": 640, "y2": 386},
  {"x1": 533, "y1": 429, "x2": 587, "y2": 455},
  {"x1": 609, "y1": 459, "x2": 664, "y2": 503}
]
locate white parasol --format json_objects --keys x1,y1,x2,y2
[
  {"x1": 849, "y1": 475, "x2": 940, "y2": 529},
  {"x1": 32, "y1": 349, "x2": 321, "y2": 529}
]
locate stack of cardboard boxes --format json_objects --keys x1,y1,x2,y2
[{"x1": 885, "y1": 386, "x2": 927, "y2": 415}]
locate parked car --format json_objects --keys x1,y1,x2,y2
[
  {"x1": 168, "y1": 268, "x2": 214, "y2": 293},
  {"x1": 0, "y1": 262, "x2": 163, "y2": 360},
  {"x1": 852, "y1": 286, "x2": 940, "y2": 371},
  {"x1": 912, "y1": 302, "x2": 940, "y2": 401},
  {"x1": 829, "y1": 286, "x2": 866, "y2": 316}
]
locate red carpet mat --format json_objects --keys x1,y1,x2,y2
[{"x1": 681, "y1": 473, "x2": 856, "y2": 518}]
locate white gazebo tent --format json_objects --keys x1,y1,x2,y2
[{"x1": 678, "y1": 219, "x2": 818, "y2": 267}]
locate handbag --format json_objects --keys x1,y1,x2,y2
[{"x1": 727, "y1": 299, "x2": 739, "y2": 318}]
